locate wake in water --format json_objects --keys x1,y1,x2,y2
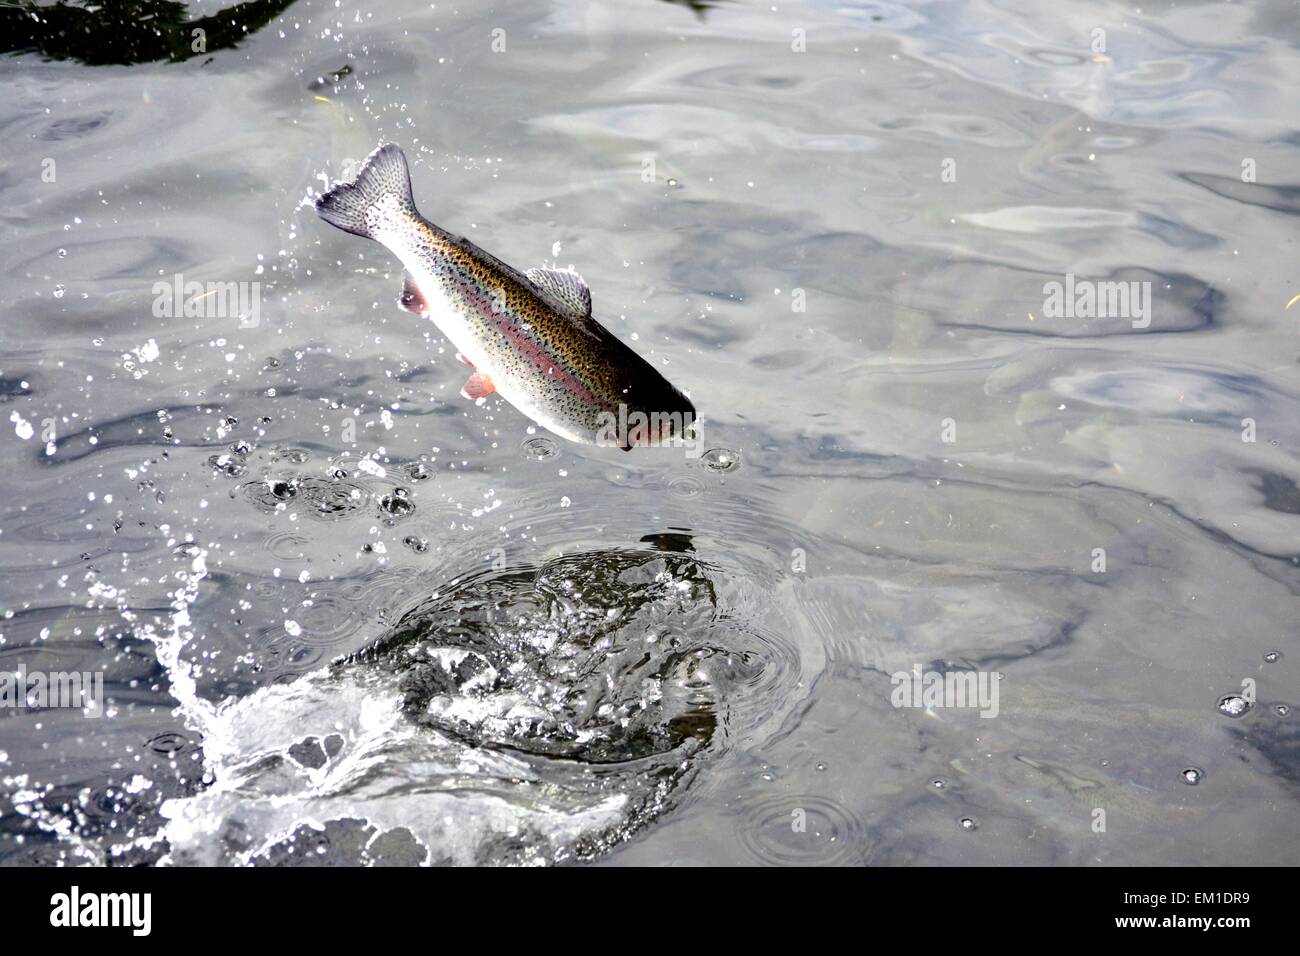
[{"x1": 156, "y1": 541, "x2": 780, "y2": 865}]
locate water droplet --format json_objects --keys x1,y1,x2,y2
[
  {"x1": 207, "y1": 454, "x2": 246, "y2": 478},
  {"x1": 1181, "y1": 767, "x2": 1203, "y2": 785},
  {"x1": 958, "y1": 816, "x2": 978, "y2": 831},
  {"x1": 405, "y1": 461, "x2": 433, "y2": 481},
  {"x1": 269, "y1": 479, "x2": 297, "y2": 500},
  {"x1": 52, "y1": 284, "x2": 65, "y2": 299},
  {"x1": 700, "y1": 447, "x2": 740, "y2": 474},
  {"x1": 1273, "y1": 703, "x2": 1291, "y2": 718},
  {"x1": 1264, "y1": 650, "x2": 1281, "y2": 663},
  {"x1": 57, "y1": 248, "x2": 67, "y2": 258},
  {"x1": 403, "y1": 535, "x2": 429, "y2": 553},
  {"x1": 1217, "y1": 694, "x2": 1251, "y2": 718},
  {"x1": 379, "y1": 488, "x2": 415, "y2": 519},
  {"x1": 930, "y1": 778, "x2": 947, "y2": 790},
  {"x1": 521, "y1": 436, "x2": 559, "y2": 461}
]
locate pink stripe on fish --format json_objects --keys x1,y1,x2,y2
[{"x1": 452, "y1": 276, "x2": 610, "y2": 410}]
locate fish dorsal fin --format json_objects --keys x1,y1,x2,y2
[
  {"x1": 526, "y1": 267, "x2": 592, "y2": 321},
  {"x1": 398, "y1": 270, "x2": 429, "y2": 316}
]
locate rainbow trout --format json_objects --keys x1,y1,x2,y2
[{"x1": 315, "y1": 144, "x2": 696, "y2": 450}]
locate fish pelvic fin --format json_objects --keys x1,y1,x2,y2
[
  {"x1": 460, "y1": 371, "x2": 496, "y2": 402},
  {"x1": 315, "y1": 143, "x2": 415, "y2": 240}
]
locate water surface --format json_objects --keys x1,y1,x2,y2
[{"x1": 1, "y1": 0, "x2": 1297, "y2": 865}]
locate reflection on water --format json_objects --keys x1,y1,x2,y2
[
  {"x1": 0, "y1": 0, "x2": 1297, "y2": 866},
  {"x1": 2, "y1": 0, "x2": 298, "y2": 66},
  {"x1": 657, "y1": 0, "x2": 727, "y2": 22}
]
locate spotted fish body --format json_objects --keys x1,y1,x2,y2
[{"x1": 315, "y1": 144, "x2": 695, "y2": 448}]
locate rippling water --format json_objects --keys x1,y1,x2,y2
[{"x1": 1, "y1": 0, "x2": 1297, "y2": 866}]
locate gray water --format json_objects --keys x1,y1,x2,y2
[{"x1": 1, "y1": 0, "x2": 1297, "y2": 866}]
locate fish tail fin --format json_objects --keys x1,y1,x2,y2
[{"x1": 315, "y1": 143, "x2": 416, "y2": 239}]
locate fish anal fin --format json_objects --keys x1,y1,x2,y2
[
  {"x1": 460, "y1": 371, "x2": 496, "y2": 402},
  {"x1": 525, "y1": 267, "x2": 592, "y2": 321},
  {"x1": 398, "y1": 271, "x2": 430, "y2": 316}
]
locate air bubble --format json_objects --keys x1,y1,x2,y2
[
  {"x1": 1181, "y1": 767, "x2": 1203, "y2": 785},
  {"x1": 207, "y1": 454, "x2": 246, "y2": 478},
  {"x1": 379, "y1": 488, "x2": 415, "y2": 520},
  {"x1": 521, "y1": 436, "x2": 559, "y2": 461},
  {"x1": 1217, "y1": 694, "x2": 1251, "y2": 718},
  {"x1": 700, "y1": 448, "x2": 740, "y2": 474},
  {"x1": 269, "y1": 479, "x2": 297, "y2": 500}
]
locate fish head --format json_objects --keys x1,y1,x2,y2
[{"x1": 613, "y1": 381, "x2": 699, "y2": 452}]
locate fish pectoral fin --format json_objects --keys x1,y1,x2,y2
[
  {"x1": 456, "y1": 352, "x2": 475, "y2": 367},
  {"x1": 398, "y1": 270, "x2": 430, "y2": 316},
  {"x1": 525, "y1": 267, "x2": 592, "y2": 322},
  {"x1": 459, "y1": 371, "x2": 496, "y2": 402}
]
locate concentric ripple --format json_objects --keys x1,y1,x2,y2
[
  {"x1": 241, "y1": 474, "x2": 370, "y2": 520},
  {"x1": 734, "y1": 793, "x2": 868, "y2": 866}
]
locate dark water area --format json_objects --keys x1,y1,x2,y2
[{"x1": 0, "y1": 0, "x2": 1296, "y2": 866}]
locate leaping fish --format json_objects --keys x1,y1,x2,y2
[{"x1": 314, "y1": 143, "x2": 696, "y2": 450}]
